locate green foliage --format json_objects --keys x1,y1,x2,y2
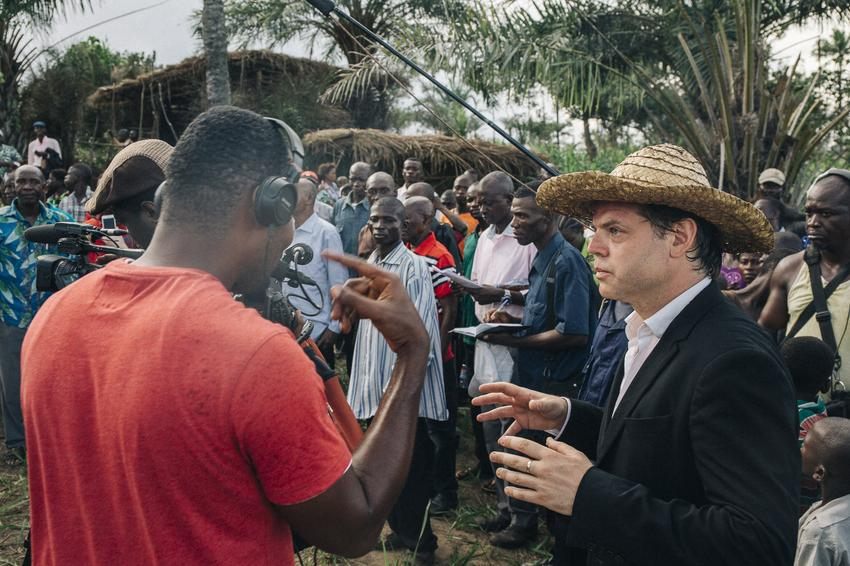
[
  {"x1": 20, "y1": 37, "x2": 155, "y2": 166},
  {"x1": 541, "y1": 142, "x2": 638, "y2": 175},
  {"x1": 815, "y1": 28, "x2": 850, "y2": 163},
  {"x1": 0, "y1": 0, "x2": 92, "y2": 149},
  {"x1": 223, "y1": 0, "x2": 467, "y2": 128},
  {"x1": 435, "y1": 0, "x2": 850, "y2": 198}
]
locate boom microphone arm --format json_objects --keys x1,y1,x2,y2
[{"x1": 303, "y1": 0, "x2": 560, "y2": 179}]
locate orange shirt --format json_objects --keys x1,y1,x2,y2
[{"x1": 23, "y1": 261, "x2": 350, "y2": 565}]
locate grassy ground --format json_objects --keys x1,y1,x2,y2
[{"x1": 0, "y1": 404, "x2": 552, "y2": 566}]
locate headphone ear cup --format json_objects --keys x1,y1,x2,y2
[{"x1": 254, "y1": 177, "x2": 298, "y2": 227}]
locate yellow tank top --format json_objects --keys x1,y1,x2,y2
[{"x1": 787, "y1": 262, "x2": 850, "y2": 383}]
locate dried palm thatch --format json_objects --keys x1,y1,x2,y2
[
  {"x1": 304, "y1": 128, "x2": 546, "y2": 189},
  {"x1": 87, "y1": 50, "x2": 351, "y2": 143}
]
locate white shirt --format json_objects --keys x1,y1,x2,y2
[
  {"x1": 613, "y1": 277, "x2": 711, "y2": 413},
  {"x1": 27, "y1": 136, "x2": 61, "y2": 167},
  {"x1": 795, "y1": 493, "x2": 850, "y2": 566},
  {"x1": 284, "y1": 213, "x2": 348, "y2": 339},
  {"x1": 470, "y1": 223, "x2": 537, "y2": 321},
  {"x1": 552, "y1": 277, "x2": 711, "y2": 436}
]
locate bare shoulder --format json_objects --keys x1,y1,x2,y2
[{"x1": 771, "y1": 251, "x2": 805, "y2": 287}]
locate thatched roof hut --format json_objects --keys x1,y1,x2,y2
[
  {"x1": 304, "y1": 128, "x2": 546, "y2": 190},
  {"x1": 88, "y1": 50, "x2": 352, "y2": 144}
]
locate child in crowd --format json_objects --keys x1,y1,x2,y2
[
  {"x1": 782, "y1": 337, "x2": 834, "y2": 445},
  {"x1": 795, "y1": 417, "x2": 850, "y2": 565}
]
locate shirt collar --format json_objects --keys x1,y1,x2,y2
[
  {"x1": 373, "y1": 241, "x2": 407, "y2": 266},
  {"x1": 807, "y1": 493, "x2": 850, "y2": 528},
  {"x1": 3, "y1": 200, "x2": 51, "y2": 222},
  {"x1": 483, "y1": 223, "x2": 515, "y2": 240},
  {"x1": 532, "y1": 232, "x2": 565, "y2": 271},
  {"x1": 412, "y1": 232, "x2": 437, "y2": 255},
  {"x1": 625, "y1": 277, "x2": 711, "y2": 340},
  {"x1": 343, "y1": 196, "x2": 369, "y2": 210},
  {"x1": 296, "y1": 212, "x2": 319, "y2": 234}
]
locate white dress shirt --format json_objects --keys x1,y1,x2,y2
[
  {"x1": 551, "y1": 277, "x2": 711, "y2": 436},
  {"x1": 613, "y1": 277, "x2": 711, "y2": 413}
]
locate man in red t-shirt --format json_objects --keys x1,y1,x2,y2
[
  {"x1": 22, "y1": 106, "x2": 433, "y2": 565},
  {"x1": 404, "y1": 195, "x2": 460, "y2": 515}
]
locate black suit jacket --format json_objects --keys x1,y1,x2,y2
[{"x1": 560, "y1": 283, "x2": 799, "y2": 566}]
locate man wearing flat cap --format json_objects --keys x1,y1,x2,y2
[
  {"x1": 87, "y1": 139, "x2": 173, "y2": 248},
  {"x1": 474, "y1": 144, "x2": 798, "y2": 565}
]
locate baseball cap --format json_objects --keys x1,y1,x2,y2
[
  {"x1": 32, "y1": 120, "x2": 46, "y2": 129},
  {"x1": 88, "y1": 139, "x2": 173, "y2": 215},
  {"x1": 758, "y1": 168, "x2": 786, "y2": 186}
]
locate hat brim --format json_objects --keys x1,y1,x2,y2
[{"x1": 537, "y1": 171, "x2": 774, "y2": 254}]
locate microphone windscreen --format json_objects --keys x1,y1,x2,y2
[{"x1": 24, "y1": 225, "x2": 62, "y2": 244}]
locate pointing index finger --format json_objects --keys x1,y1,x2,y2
[{"x1": 322, "y1": 250, "x2": 385, "y2": 278}]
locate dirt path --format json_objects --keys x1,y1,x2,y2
[{"x1": 0, "y1": 406, "x2": 553, "y2": 566}]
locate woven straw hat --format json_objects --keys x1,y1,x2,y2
[
  {"x1": 537, "y1": 144, "x2": 773, "y2": 254},
  {"x1": 87, "y1": 140, "x2": 173, "y2": 214}
]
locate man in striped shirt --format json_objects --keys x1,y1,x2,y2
[
  {"x1": 404, "y1": 196, "x2": 459, "y2": 516},
  {"x1": 348, "y1": 196, "x2": 447, "y2": 563}
]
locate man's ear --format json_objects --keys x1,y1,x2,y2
[
  {"x1": 669, "y1": 218, "x2": 698, "y2": 258},
  {"x1": 813, "y1": 464, "x2": 826, "y2": 483}
]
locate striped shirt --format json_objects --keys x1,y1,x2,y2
[{"x1": 348, "y1": 241, "x2": 448, "y2": 421}]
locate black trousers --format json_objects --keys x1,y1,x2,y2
[
  {"x1": 388, "y1": 418, "x2": 438, "y2": 552},
  {"x1": 426, "y1": 362, "x2": 458, "y2": 498}
]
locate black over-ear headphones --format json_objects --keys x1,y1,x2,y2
[{"x1": 253, "y1": 117, "x2": 300, "y2": 227}]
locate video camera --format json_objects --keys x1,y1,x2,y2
[{"x1": 23, "y1": 222, "x2": 144, "y2": 292}]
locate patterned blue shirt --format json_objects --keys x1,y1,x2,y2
[
  {"x1": 348, "y1": 241, "x2": 448, "y2": 421},
  {"x1": 0, "y1": 200, "x2": 73, "y2": 328}
]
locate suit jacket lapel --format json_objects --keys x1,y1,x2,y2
[{"x1": 595, "y1": 283, "x2": 723, "y2": 463}]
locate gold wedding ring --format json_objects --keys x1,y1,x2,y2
[{"x1": 526, "y1": 459, "x2": 533, "y2": 474}]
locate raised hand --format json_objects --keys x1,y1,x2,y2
[
  {"x1": 472, "y1": 382, "x2": 569, "y2": 436},
  {"x1": 323, "y1": 250, "x2": 428, "y2": 354}
]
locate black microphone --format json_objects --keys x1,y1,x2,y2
[
  {"x1": 284, "y1": 243, "x2": 314, "y2": 265},
  {"x1": 270, "y1": 260, "x2": 317, "y2": 287},
  {"x1": 23, "y1": 225, "x2": 64, "y2": 244},
  {"x1": 24, "y1": 223, "x2": 128, "y2": 244}
]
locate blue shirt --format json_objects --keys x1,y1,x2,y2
[
  {"x1": 348, "y1": 241, "x2": 448, "y2": 421},
  {"x1": 0, "y1": 200, "x2": 73, "y2": 328},
  {"x1": 517, "y1": 232, "x2": 599, "y2": 388},
  {"x1": 332, "y1": 196, "x2": 370, "y2": 256},
  {"x1": 578, "y1": 300, "x2": 632, "y2": 406},
  {"x1": 284, "y1": 213, "x2": 349, "y2": 340}
]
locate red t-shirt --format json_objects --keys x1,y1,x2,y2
[
  {"x1": 22, "y1": 261, "x2": 351, "y2": 565},
  {"x1": 411, "y1": 232, "x2": 456, "y2": 361}
]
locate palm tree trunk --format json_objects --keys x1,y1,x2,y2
[
  {"x1": 202, "y1": 0, "x2": 231, "y2": 107},
  {"x1": 582, "y1": 111, "x2": 598, "y2": 160}
]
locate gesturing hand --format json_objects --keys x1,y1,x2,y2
[
  {"x1": 472, "y1": 382, "x2": 569, "y2": 436},
  {"x1": 324, "y1": 251, "x2": 428, "y2": 354},
  {"x1": 491, "y1": 435, "x2": 592, "y2": 516}
]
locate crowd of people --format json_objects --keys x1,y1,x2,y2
[{"x1": 1, "y1": 108, "x2": 849, "y2": 566}]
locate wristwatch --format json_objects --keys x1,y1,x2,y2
[{"x1": 502, "y1": 289, "x2": 512, "y2": 304}]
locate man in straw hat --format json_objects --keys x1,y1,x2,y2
[
  {"x1": 473, "y1": 144, "x2": 799, "y2": 565},
  {"x1": 86, "y1": 139, "x2": 173, "y2": 248}
]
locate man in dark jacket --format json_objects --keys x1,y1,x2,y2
[{"x1": 474, "y1": 145, "x2": 799, "y2": 566}]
